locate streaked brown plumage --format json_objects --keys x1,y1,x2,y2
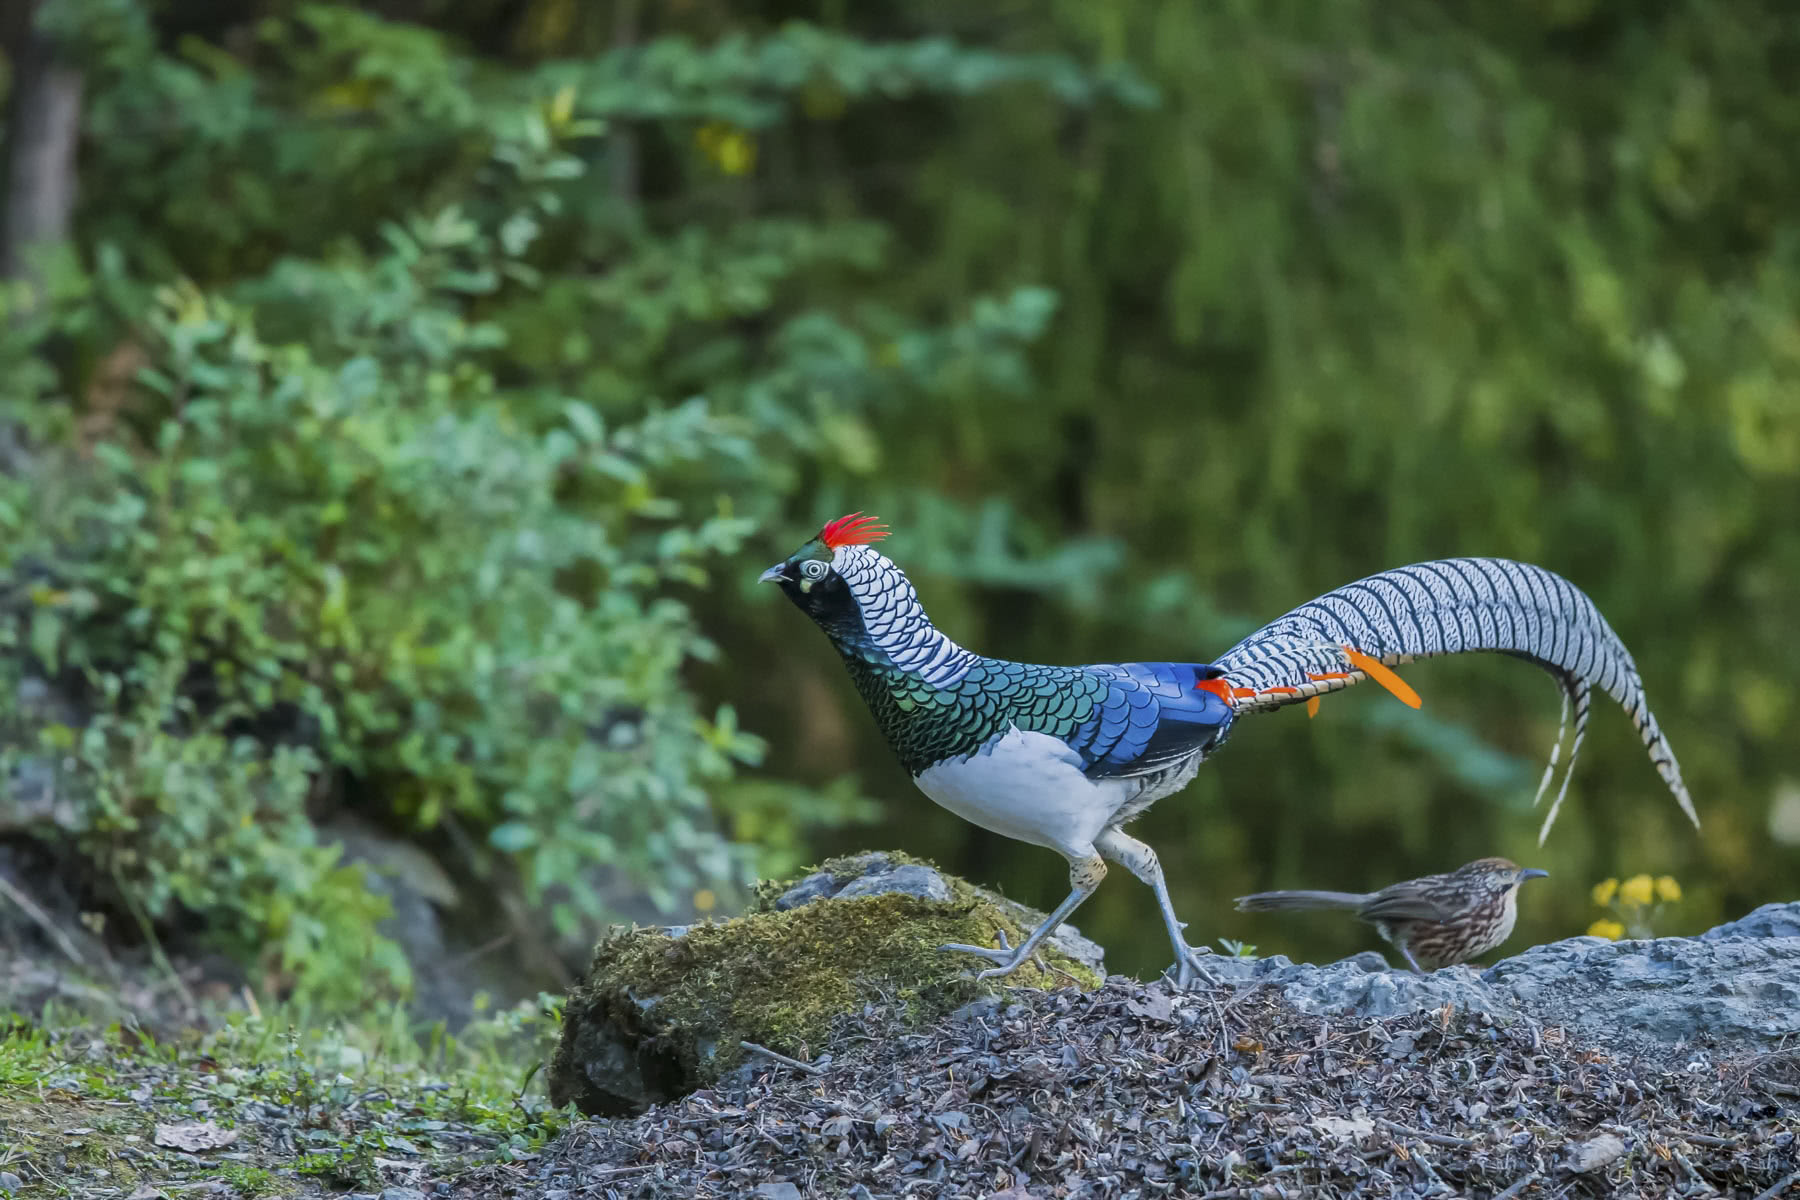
[{"x1": 1233, "y1": 857, "x2": 1549, "y2": 972}]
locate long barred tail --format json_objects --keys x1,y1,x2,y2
[
  {"x1": 1211, "y1": 557, "x2": 1697, "y2": 844},
  {"x1": 1233, "y1": 889, "x2": 1371, "y2": 914}
]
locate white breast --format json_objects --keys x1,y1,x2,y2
[{"x1": 913, "y1": 727, "x2": 1131, "y2": 859}]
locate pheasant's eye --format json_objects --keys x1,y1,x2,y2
[{"x1": 801, "y1": 560, "x2": 829, "y2": 580}]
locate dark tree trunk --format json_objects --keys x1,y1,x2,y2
[
  {"x1": 2, "y1": 0, "x2": 84, "y2": 286},
  {"x1": 607, "y1": 0, "x2": 641, "y2": 206}
]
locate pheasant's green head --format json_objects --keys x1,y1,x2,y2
[{"x1": 760, "y1": 511, "x2": 891, "y2": 636}]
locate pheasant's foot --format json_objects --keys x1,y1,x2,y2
[
  {"x1": 1164, "y1": 942, "x2": 1219, "y2": 990},
  {"x1": 937, "y1": 930, "x2": 1041, "y2": 980}
]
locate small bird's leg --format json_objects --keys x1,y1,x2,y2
[
  {"x1": 1096, "y1": 828, "x2": 1218, "y2": 989},
  {"x1": 939, "y1": 853, "x2": 1104, "y2": 981},
  {"x1": 1374, "y1": 923, "x2": 1428, "y2": 974}
]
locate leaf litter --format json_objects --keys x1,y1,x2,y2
[{"x1": 506, "y1": 977, "x2": 1798, "y2": 1198}]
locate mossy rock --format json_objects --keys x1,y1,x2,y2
[{"x1": 547, "y1": 851, "x2": 1104, "y2": 1116}]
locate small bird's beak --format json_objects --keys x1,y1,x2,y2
[
  {"x1": 1519, "y1": 868, "x2": 1549, "y2": 882},
  {"x1": 759, "y1": 563, "x2": 787, "y2": 584}
]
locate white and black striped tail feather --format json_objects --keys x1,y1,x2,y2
[{"x1": 1212, "y1": 557, "x2": 1697, "y2": 843}]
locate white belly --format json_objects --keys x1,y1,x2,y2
[{"x1": 913, "y1": 727, "x2": 1127, "y2": 859}]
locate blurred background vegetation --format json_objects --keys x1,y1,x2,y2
[{"x1": 0, "y1": 0, "x2": 1795, "y2": 1012}]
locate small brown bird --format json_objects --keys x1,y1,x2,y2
[{"x1": 1233, "y1": 857, "x2": 1549, "y2": 972}]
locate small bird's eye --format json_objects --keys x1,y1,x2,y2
[{"x1": 802, "y1": 560, "x2": 829, "y2": 580}]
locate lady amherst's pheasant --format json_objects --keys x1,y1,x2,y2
[{"x1": 762, "y1": 512, "x2": 1698, "y2": 987}]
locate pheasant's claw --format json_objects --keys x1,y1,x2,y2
[
  {"x1": 939, "y1": 930, "x2": 1035, "y2": 978},
  {"x1": 1165, "y1": 943, "x2": 1220, "y2": 991}
]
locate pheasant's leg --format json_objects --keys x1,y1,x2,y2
[
  {"x1": 1398, "y1": 943, "x2": 1426, "y2": 974},
  {"x1": 1095, "y1": 828, "x2": 1218, "y2": 989},
  {"x1": 939, "y1": 853, "x2": 1104, "y2": 981}
]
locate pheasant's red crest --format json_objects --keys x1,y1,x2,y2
[{"x1": 819, "y1": 511, "x2": 889, "y2": 550}]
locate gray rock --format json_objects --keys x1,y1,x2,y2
[
  {"x1": 1336, "y1": 951, "x2": 1393, "y2": 973},
  {"x1": 837, "y1": 864, "x2": 952, "y2": 904},
  {"x1": 1, "y1": 755, "x2": 81, "y2": 834},
  {"x1": 1, "y1": 679, "x2": 92, "y2": 835},
  {"x1": 1208, "y1": 901, "x2": 1800, "y2": 1061},
  {"x1": 1700, "y1": 901, "x2": 1800, "y2": 941},
  {"x1": 770, "y1": 851, "x2": 907, "y2": 909},
  {"x1": 1208, "y1": 954, "x2": 1508, "y2": 1020},
  {"x1": 16, "y1": 675, "x2": 83, "y2": 726},
  {"x1": 1485, "y1": 928, "x2": 1800, "y2": 1054},
  {"x1": 771, "y1": 870, "x2": 840, "y2": 911},
  {"x1": 752, "y1": 1185, "x2": 802, "y2": 1200},
  {"x1": 0, "y1": 1170, "x2": 22, "y2": 1194},
  {"x1": 379, "y1": 1190, "x2": 427, "y2": 1200}
]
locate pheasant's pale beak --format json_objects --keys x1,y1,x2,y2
[
  {"x1": 759, "y1": 563, "x2": 787, "y2": 584},
  {"x1": 1519, "y1": 868, "x2": 1549, "y2": 882}
]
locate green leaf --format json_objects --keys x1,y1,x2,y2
[{"x1": 488, "y1": 822, "x2": 537, "y2": 853}]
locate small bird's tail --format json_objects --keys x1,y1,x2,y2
[{"x1": 1234, "y1": 889, "x2": 1371, "y2": 914}]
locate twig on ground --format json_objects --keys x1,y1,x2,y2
[
  {"x1": 1750, "y1": 1169, "x2": 1800, "y2": 1200},
  {"x1": 1669, "y1": 1146, "x2": 1716, "y2": 1194},
  {"x1": 1682, "y1": 1131, "x2": 1742, "y2": 1147},
  {"x1": 739, "y1": 1040, "x2": 824, "y2": 1076},
  {"x1": 1381, "y1": 1117, "x2": 1477, "y2": 1149},
  {"x1": 1492, "y1": 1170, "x2": 1540, "y2": 1200},
  {"x1": 1407, "y1": 1143, "x2": 1449, "y2": 1194},
  {"x1": 0, "y1": 869, "x2": 86, "y2": 966}
]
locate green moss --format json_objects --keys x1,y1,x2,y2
[{"x1": 550, "y1": 857, "x2": 1103, "y2": 1115}]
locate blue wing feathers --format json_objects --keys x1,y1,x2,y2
[{"x1": 1074, "y1": 662, "x2": 1233, "y2": 778}]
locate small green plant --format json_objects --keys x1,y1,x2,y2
[
  {"x1": 216, "y1": 1166, "x2": 281, "y2": 1197},
  {"x1": 1216, "y1": 937, "x2": 1258, "y2": 959}
]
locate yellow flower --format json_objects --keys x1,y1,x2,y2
[
  {"x1": 695, "y1": 122, "x2": 757, "y2": 176},
  {"x1": 1587, "y1": 919, "x2": 1626, "y2": 940},
  {"x1": 693, "y1": 888, "x2": 717, "y2": 914},
  {"x1": 1618, "y1": 874, "x2": 1656, "y2": 907},
  {"x1": 1590, "y1": 878, "x2": 1619, "y2": 906},
  {"x1": 1654, "y1": 875, "x2": 1682, "y2": 903}
]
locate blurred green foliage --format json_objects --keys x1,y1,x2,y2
[
  {"x1": 0, "y1": 0, "x2": 1136, "y2": 1006},
  {"x1": 1, "y1": 0, "x2": 1796, "y2": 998},
  {"x1": 721, "y1": 0, "x2": 1800, "y2": 974}
]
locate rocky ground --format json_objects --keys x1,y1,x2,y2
[
  {"x1": 8, "y1": 970, "x2": 1795, "y2": 1200},
  {"x1": 1198, "y1": 900, "x2": 1800, "y2": 1065},
  {"x1": 515, "y1": 977, "x2": 1800, "y2": 1199},
  {"x1": 5, "y1": 850, "x2": 1799, "y2": 1199}
]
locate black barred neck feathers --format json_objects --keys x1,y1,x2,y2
[{"x1": 827, "y1": 546, "x2": 979, "y2": 688}]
